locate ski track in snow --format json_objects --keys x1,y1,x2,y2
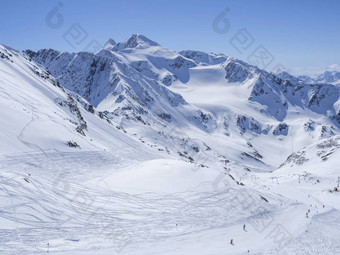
[
  {"x1": 0, "y1": 151, "x2": 274, "y2": 253},
  {"x1": 0, "y1": 152, "x2": 339, "y2": 254}
]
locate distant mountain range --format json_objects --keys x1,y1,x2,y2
[{"x1": 298, "y1": 70, "x2": 340, "y2": 86}]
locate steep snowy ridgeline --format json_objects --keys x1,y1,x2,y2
[
  {"x1": 25, "y1": 34, "x2": 197, "y2": 108},
  {"x1": 0, "y1": 43, "x2": 160, "y2": 159}
]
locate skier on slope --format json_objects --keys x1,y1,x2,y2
[
  {"x1": 243, "y1": 224, "x2": 246, "y2": 231},
  {"x1": 230, "y1": 239, "x2": 234, "y2": 245}
]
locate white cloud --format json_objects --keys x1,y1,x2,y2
[{"x1": 326, "y1": 64, "x2": 340, "y2": 72}]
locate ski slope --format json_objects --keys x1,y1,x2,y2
[{"x1": 1, "y1": 148, "x2": 339, "y2": 254}]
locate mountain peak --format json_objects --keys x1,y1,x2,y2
[
  {"x1": 112, "y1": 34, "x2": 159, "y2": 51},
  {"x1": 126, "y1": 34, "x2": 158, "y2": 47},
  {"x1": 103, "y1": 38, "x2": 116, "y2": 50}
]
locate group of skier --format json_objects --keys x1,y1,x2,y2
[
  {"x1": 306, "y1": 204, "x2": 325, "y2": 218},
  {"x1": 229, "y1": 224, "x2": 247, "y2": 246}
]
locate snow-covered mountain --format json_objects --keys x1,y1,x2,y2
[
  {"x1": 0, "y1": 43, "x2": 163, "y2": 156},
  {"x1": 298, "y1": 70, "x2": 340, "y2": 86},
  {"x1": 1, "y1": 35, "x2": 340, "y2": 254},
  {"x1": 24, "y1": 35, "x2": 340, "y2": 169}
]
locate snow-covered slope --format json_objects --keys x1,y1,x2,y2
[
  {"x1": 1, "y1": 36, "x2": 340, "y2": 254},
  {"x1": 0, "y1": 43, "x2": 163, "y2": 157}
]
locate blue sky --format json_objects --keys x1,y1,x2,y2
[{"x1": 1, "y1": 0, "x2": 339, "y2": 75}]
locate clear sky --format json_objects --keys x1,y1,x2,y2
[{"x1": 1, "y1": 0, "x2": 339, "y2": 75}]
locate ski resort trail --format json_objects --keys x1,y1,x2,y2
[{"x1": 1, "y1": 151, "x2": 339, "y2": 254}]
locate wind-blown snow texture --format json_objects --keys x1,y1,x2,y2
[{"x1": 1, "y1": 35, "x2": 340, "y2": 254}]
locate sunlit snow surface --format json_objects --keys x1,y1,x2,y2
[{"x1": 0, "y1": 39, "x2": 340, "y2": 254}]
